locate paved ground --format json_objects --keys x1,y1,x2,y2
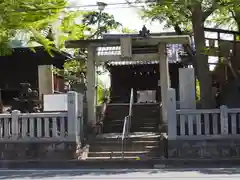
[{"x1": 1, "y1": 168, "x2": 240, "y2": 179}]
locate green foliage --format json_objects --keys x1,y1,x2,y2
[
  {"x1": 121, "y1": 27, "x2": 138, "y2": 33},
  {"x1": 55, "y1": 11, "x2": 122, "y2": 85},
  {"x1": 207, "y1": 0, "x2": 240, "y2": 30},
  {"x1": 82, "y1": 11, "x2": 122, "y2": 38},
  {"x1": 55, "y1": 11, "x2": 122, "y2": 49},
  {"x1": 140, "y1": 0, "x2": 240, "y2": 33},
  {"x1": 141, "y1": 0, "x2": 192, "y2": 31},
  {"x1": 196, "y1": 79, "x2": 200, "y2": 101},
  {"x1": 63, "y1": 59, "x2": 86, "y2": 85},
  {"x1": 97, "y1": 79, "x2": 109, "y2": 105},
  {"x1": 0, "y1": 0, "x2": 67, "y2": 55}
]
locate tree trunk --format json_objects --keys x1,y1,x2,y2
[
  {"x1": 191, "y1": 2, "x2": 215, "y2": 108},
  {"x1": 224, "y1": 12, "x2": 240, "y2": 80}
]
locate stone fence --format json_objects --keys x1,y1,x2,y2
[
  {"x1": 167, "y1": 88, "x2": 240, "y2": 159},
  {"x1": 0, "y1": 91, "x2": 84, "y2": 161},
  {"x1": 167, "y1": 88, "x2": 240, "y2": 140}
]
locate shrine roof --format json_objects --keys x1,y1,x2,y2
[
  {"x1": 65, "y1": 31, "x2": 192, "y2": 66},
  {"x1": 102, "y1": 32, "x2": 188, "y2": 39},
  {"x1": 106, "y1": 60, "x2": 159, "y2": 66},
  {"x1": 0, "y1": 46, "x2": 72, "y2": 59},
  {"x1": 0, "y1": 46, "x2": 72, "y2": 69},
  {"x1": 99, "y1": 44, "x2": 187, "y2": 66},
  {"x1": 65, "y1": 34, "x2": 192, "y2": 48}
]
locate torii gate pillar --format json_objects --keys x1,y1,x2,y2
[{"x1": 159, "y1": 43, "x2": 170, "y2": 124}]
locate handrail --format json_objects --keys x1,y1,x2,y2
[
  {"x1": 129, "y1": 88, "x2": 134, "y2": 116},
  {"x1": 121, "y1": 88, "x2": 134, "y2": 158}
]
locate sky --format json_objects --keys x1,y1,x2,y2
[{"x1": 68, "y1": 0, "x2": 169, "y2": 33}]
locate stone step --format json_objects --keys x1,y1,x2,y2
[
  {"x1": 90, "y1": 143, "x2": 160, "y2": 154},
  {"x1": 106, "y1": 104, "x2": 160, "y2": 111},
  {"x1": 95, "y1": 133, "x2": 161, "y2": 141},
  {"x1": 89, "y1": 145, "x2": 159, "y2": 152},
  {"x1": 103, "y1": 128, "x2": 122, "y2": 133},
  {"x1": 105, "y1": 123, "x2": 159, "y2": 128},
  {"x1": 88, "y1": 151, "x2": 150, "y2": 157},
  {"x1": 103, "y1": 124, "x2": 159, "y2": 133},
  {"x1": 108, "y1": 119, "x2": 158, "y2": 123},
  {"x1": 93, "y1": 140, "x2": 159, "y2": 145},
  {"x1": 105, "y1": 115, "x2": 159, "y2": 121},
  {"x1": 86, "y1": 156, "x2": 139, "y2": 160},
  {"x1": 95, "y1": 136, "x2": 160, "y2": 144},
  {"x1": 104, "y1": 124, "x2": 158, "y2": 131},
  {"x1": 104, "y1": 104, "x2": 160, "y2": 122}
]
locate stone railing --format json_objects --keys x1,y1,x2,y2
[
  {"x1": 167, "y1": 88, "x2": 240, "y2": 140},
  {"x1": 0, "y1": 91, "x2": 83, "y2": 142},
  {"x1": 0, "y1": 111, "x2": 69, "y2": 141}
]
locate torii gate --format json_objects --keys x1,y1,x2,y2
[{"x1": 65, "y1": 30, "x2": 191, "y2": 126}]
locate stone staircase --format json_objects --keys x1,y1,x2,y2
[
  {"x1": 81, "y1": 103, "x2": 166, "y2": 160},
  {"x1": 84, "y1": 132, "x2": 166, "y2": 160},
  {"x1": 103, "y1": 103, "x2": 161, "y2": 133}
]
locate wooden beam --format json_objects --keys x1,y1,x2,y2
[
  {"x1": 95, "y1": 53, "x2": 159, "y2": 65},
  {"x1": 65, "y1": 35, "x2": 191, "y2": 48},
  {"x1": 204, "y1": 28, "x2": 240, "y2": 35},
  {"x1": 102, "y1": 32, "x2": 190, "y2": 39}
]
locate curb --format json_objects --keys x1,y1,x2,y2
[
  {"x1": 0, "y1": 159, "x2": 156, "y2": 169},
  {"x1": 1, "y1": 159, "x2": 240, "y2": 169},
  {"x1": 154, "y1": 159, "x2": 240, "y2": 168}
]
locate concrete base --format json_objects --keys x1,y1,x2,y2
[
  {"x1": 3, "y1": 159, "x2": 240, "y2": 169},
  {"x1": 168, "y1": 139, "x2": 240, "y2": 159},
  {"x1": 0, "y1": 142, "x2": 76, "y2": 161},
  {"x1": 0, "y1": 159, "x2": 156, "y2": 169}
]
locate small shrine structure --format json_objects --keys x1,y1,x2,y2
[{"x1": 65, "y1": 26, "x2": 191, "y2": 126}]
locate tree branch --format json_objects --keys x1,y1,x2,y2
[
  {"x1": 173, "y1": 24, "x2": 194, "y2": 56},
  {"x1": 202, "y1": 0, "x2": 219, "y2": 21},
  {"x1": 168, "y1": 15, "x2": 194, "y2": 57},
  {"x1": 229, "y1": 9, "x2": 237, "y2": 22}
]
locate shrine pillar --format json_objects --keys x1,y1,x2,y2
[
  {"x1": 38, "y1": 65, "x2": 54, "y2": 99},
  {"x1": 86, "y1": 46, "x2": 97, "y2": 125},
  {"x1": 159, "y1": 43, "x2": 170, "y2": 124}
]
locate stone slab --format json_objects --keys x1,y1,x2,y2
[
  {"x1": 168, "y1": 139, "x2": 240, "y2": 159},
  {"x1": 0, "y1": 142, "x2": 76, "y2": 160}
]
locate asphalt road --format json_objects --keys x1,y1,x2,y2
[{"x1": 1, "y1": 168, "x2": 240, "y2": 180}]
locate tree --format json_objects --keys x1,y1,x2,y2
[
  {"x1": 0, "y1": 0, "x2": 67, "y2": 55},
  {"x1": 57, "y1": 11, "x2": 122, "y2": 104},
  {"x1": 141, "y1": 0, "x2": 226, "y2": 108},
  {"x1": 53, "y1": 11, "x2": 122, "y2": 85}
]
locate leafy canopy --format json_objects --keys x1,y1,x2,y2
[
  {"x1": 142, "y1": 0, "x2": 240, "y2": 31},
  {"x1": 0, "y1": 0, "x2": 67, "y2": 55}
]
